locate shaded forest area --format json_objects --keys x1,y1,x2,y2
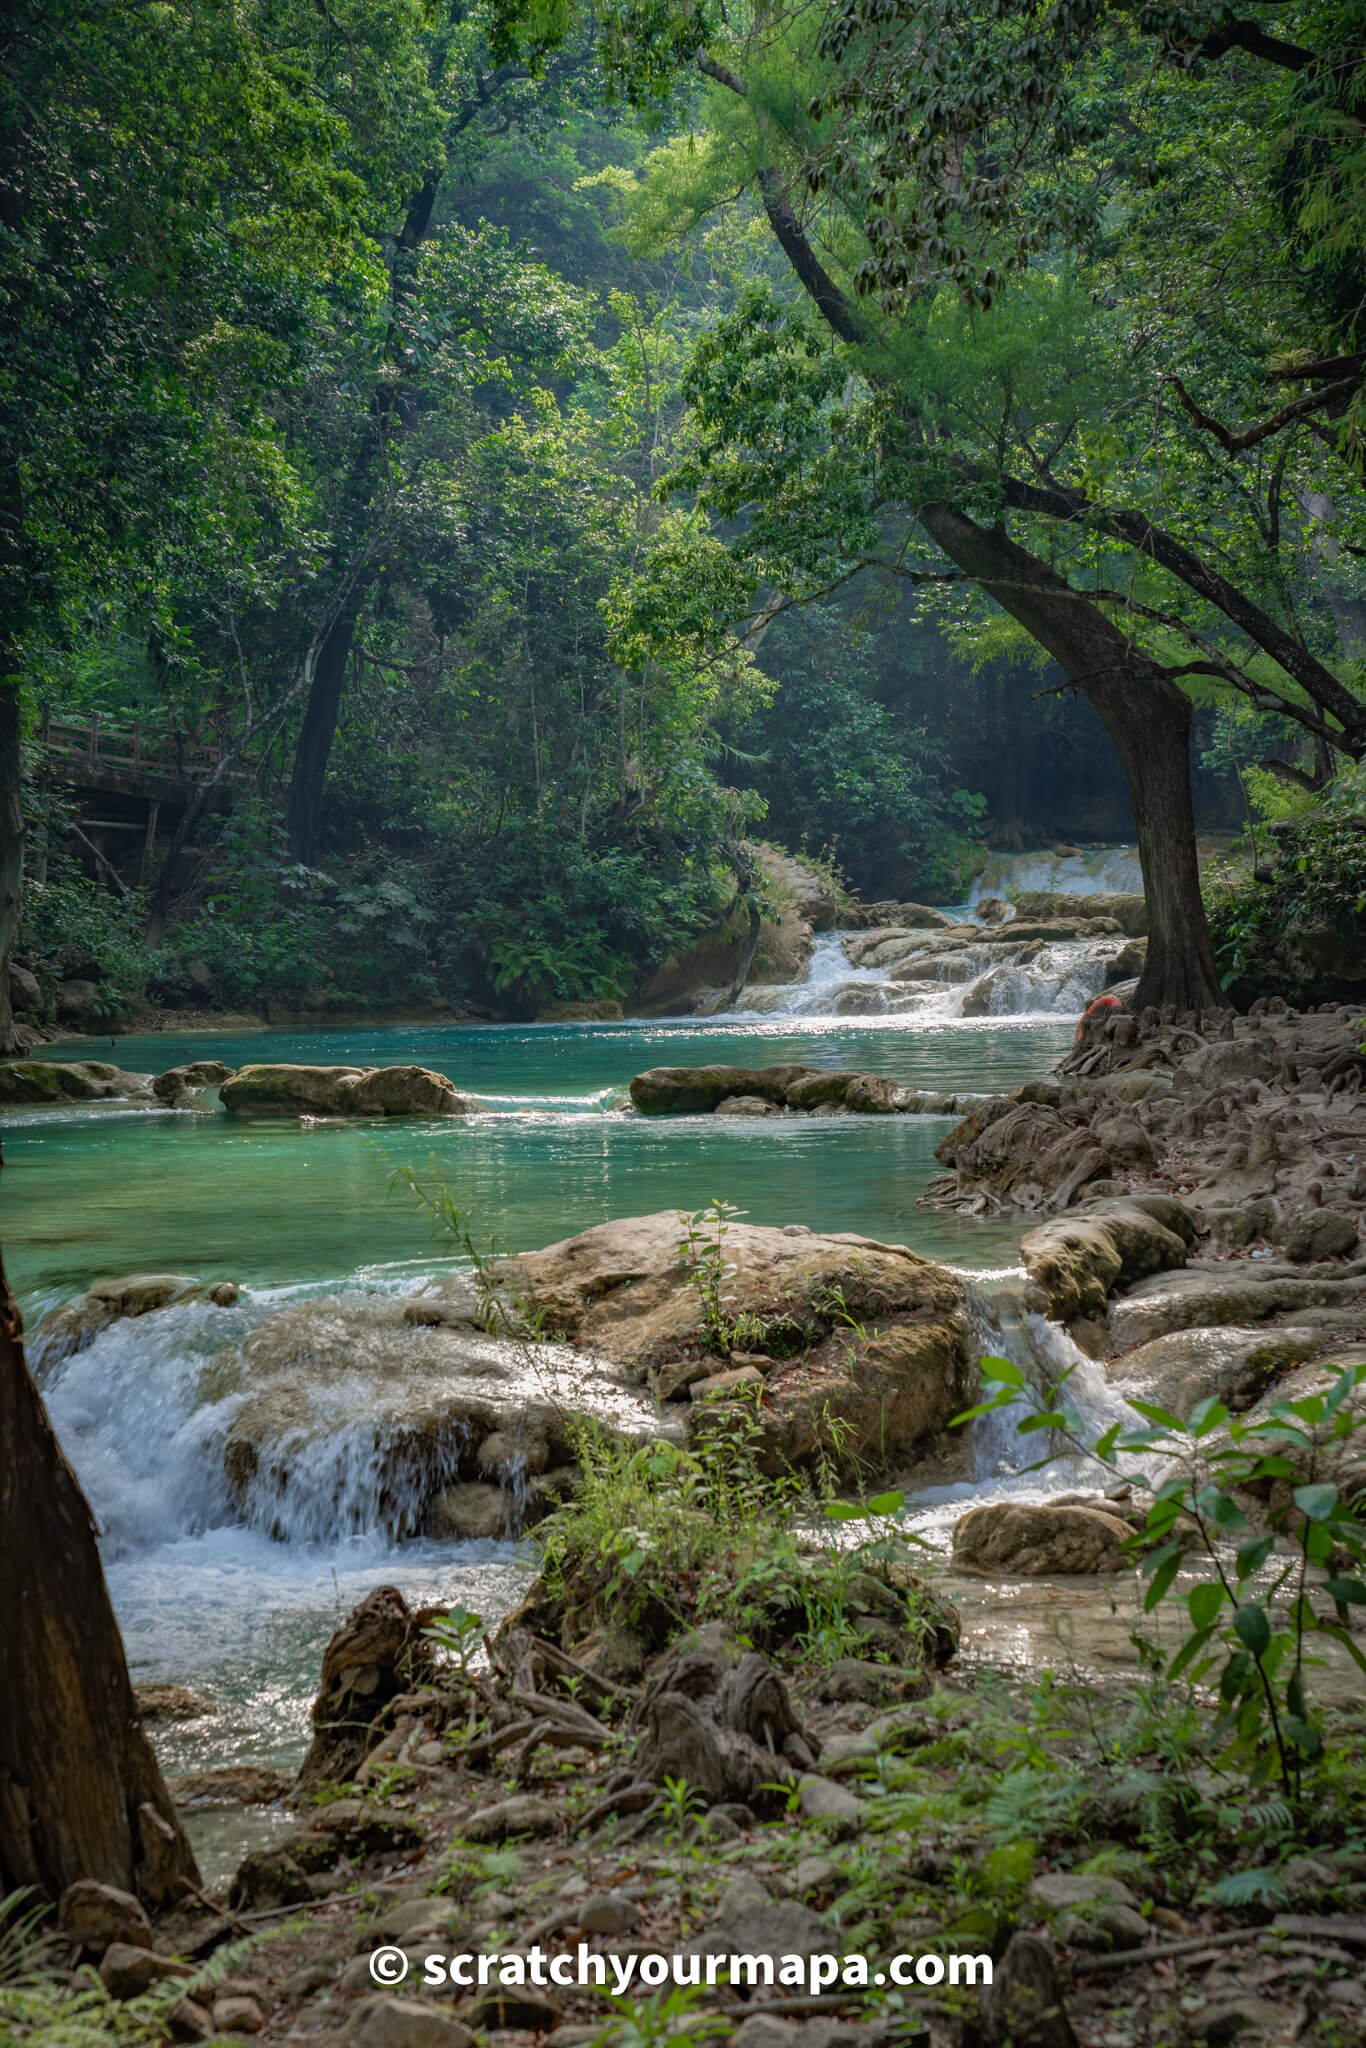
[{"x1": 2, "y1": 0, "x2": 1364, "y2": 1036}]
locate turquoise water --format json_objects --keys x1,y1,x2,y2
[{"x1": 6, "y1": 1014, "x2": 1072, "y2": 1312}]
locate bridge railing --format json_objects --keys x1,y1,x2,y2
[{"x1": 37, "y1": 713, "x2": 233, "y2": 785}]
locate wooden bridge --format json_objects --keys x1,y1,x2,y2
[
  {"x1": 37, "y1": 713, "x2": 238, "y2": 794},
  {"x1": 36, "y1": 713, "x2": 244, "y2": 892}
]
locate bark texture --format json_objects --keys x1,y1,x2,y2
[{"x1": 0, "y1": 1257, "x2": 200, "y2": 1903}]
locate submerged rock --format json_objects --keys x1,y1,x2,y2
[
  {"x1": 35, "y1": 1272, "x2": 231, "y2": 1366},
  {"x1": 219, "y1": 1062, "x2": 472, "y2": 1117},
  {"x1": 630, "y1": 1061, "x2": 973, "y2": 1118},
  {"x1": 495, "y1": 1210, "x2": 977, "y2": 1475}
]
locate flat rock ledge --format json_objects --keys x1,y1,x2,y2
[
  {"x1": 0, "y1": 1055, "x2": 475, "y2": 1118},
  {"x1": 630, "y1": 1062, "x2": 983, "y2": 1117}
]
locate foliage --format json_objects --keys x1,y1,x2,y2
[
  {"x1": 957, "y1": 1350, "x2": 1366, "y2": 1796},
  {"x1": 1206, "y1": 774, "x2": 1366, "y2": 1001}
]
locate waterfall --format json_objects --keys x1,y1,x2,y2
[{"x1": 729, "y1": 929, "x2": 1126, "y2": 1020}]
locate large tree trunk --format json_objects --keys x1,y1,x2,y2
[
  {"x1": 0, "y1": 1257, "x2": 200, "y2": 1904},
  {"x1": 919, "y1": 506, "x2": 1227, "y2": 1013},
  {"x1": 284, "y1": 596, "x2": 360, "y2": 865},
  {"x1": 728, "y1": 135, "x2": 1231, "y2": 1015},
  {"x1": 0, "y1": 684, "x2": 22, "y2": 1055}
]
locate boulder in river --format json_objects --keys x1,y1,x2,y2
[
  {"x1": 34, "y1": 1272, "x2": 236, "y2": 1366},
  {"x1": 219, "y1": 1062, "x2": 471, "y2": 1117},
  {"x1": 1019, "y1": 1193, "x2": 1196, "y2": 1325},
  {"x1": 494, "y1": 1210, "x2": 978, "y2": 1475},
  {"x1": 215, "y1": 1286, "x2": 667, "y2": 1539},
  {"x1": 630, "y1": 1061, "x2": 973, "y2": 1118},
  {"x1": 0, "y1": 1058, "x2": 152, "y2": 1104},
  {"x1": 952, "y1": 1502, "x2": 1133, "y2": 1576},
  {"x1": 152, "y1": 1060, "x2": 235, "y2": 1107}
]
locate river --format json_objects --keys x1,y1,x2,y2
[{"x1": 3, "y1": 850, "x2": 1146, "y2": 1865}]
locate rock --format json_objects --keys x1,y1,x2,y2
[
  {"x1": 630, "y1": 1063, "x2": 812, "y2": 1114},
  {"x1": 575, "y1": 1894, "x2": 639, "y2": 1934},
  {"x1": 1282, "y1": 1207, "x2": 1359, "y2": 1263},
  {"x1": 152, "y1": 1061, "x2": 235, "y2": 1107},
  {"x1": 793, "y1": 1855, "x2": 840, "y2": 1895},
  {"x1": 462, "y1": 1794, "x2": 559, "y2": 1843},
  {"x1": 134, "y1": 1683, "x2": 215, "y2": 1722},
  {"x1": 8, "y1": 962, "x2": 41, "y2": 1014},
  {"x1": 1186, "y1": 1996, "x2": 1293, "y2": 2043},
  {"x1": 980, "y1": 1932, "x2": 1080, "y2": 2048},
  {"x1": 812, "y1": 1659, "x2": 922, "y2": 1705},
  {"x1": 211, "y1": 1996, "x2": 264, "y2": 2036},
  {"x1": 58, "y1": 1880, "x2": 152, "y2": 1955},
  {"x1": 1188, "y1": 1037, "x2": 1275, "y2": 1090},
  {"x1": 690, "y1": 1365, "x2": 766, "y2": 1402},
  {"x1": 35, "y1": 1272, "x2": 221, "y2": 1366},
  {"x1": 347, "y1": 1999, "x2": 477, "y2": 2048},
  {"x1": 99, "y1": 1944, "x2": 193, "y2": 1999},
  {"x1": 170, "y1": 1766, "x2": 289, "y2": 1806},
  {"x1": 1014, "y1": 891, "x2": 1148, "y2": 936},
  {"x1": 687, "y1": 1896, "x2": 832, "y2": 1968},
  {"x1": 56, "y1": 977, "x2": 107, "y2": 1025},
  {"x1": 168, "y1": 1998, "x2": 214, "y2": 2042},
  {"x1": 1020, "y1": 1195, "x2": 1196, "y2": 1324},
  {"x1": 424, "y1": 1481, "x2": 510, "y2": 1541},
  {"x1": 1027, "y1": 1872, "x2": 1139, "y2": 1914},
  {"x1": 814, "y1": 1730, "x2": 878, "y2": 1775},
  {"x1": 796, "y1": 1774, "x2": 863, "y2": 1833},
  {"x1": 497, "y1": 1211, "x2": 977, "y2": 1477},
  {"x1": 1108, "y1": 1259, "x2": 1366, "y2": 1349},
  {"x1": 952, "y1": 1503, "x2": 1132, "y2": 1576},
  {"x1": 217, "y1": 1292, "x2": 655, "y2": 1540},
  {"x1": 220, "y1": 1063, "x2": 471, "y2": 1117},
  {"x1": 0, "y1": 1058, "x2": 149, "y2": 1105},
  {"x1": 1109, "y1": 1325, "x2": 1323, "y2": 1420},
  {"x1": 714, "y1": 1093, "x2": 782, "y2": 1116}
]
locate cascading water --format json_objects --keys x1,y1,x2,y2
[{"x1": 727, "y1": 843, "x2": 1140, "y2": 1020}]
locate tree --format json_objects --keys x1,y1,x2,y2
[
  {"x1": 0, "y1": 1255, "x2": 199, "y2": 1903},
  {"x1": 494, "y1": 0, "x2": 1365, "y2": 1009}
]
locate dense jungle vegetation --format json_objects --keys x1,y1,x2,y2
[{"x1": 1, "y1": 0, "x2": 1363, "y2": 1035}]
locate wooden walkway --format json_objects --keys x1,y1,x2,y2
[{"x1": 37, "y1": 713, "x2": 234, "y2": 791}]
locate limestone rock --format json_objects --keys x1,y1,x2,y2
[
  {"x1": 496, "y1": 1211, "x2": 977, "y2": 1476},
  {"x1": 1282, "y1": 1207, "x2": 1360, "y2": 1264},
  {"x1": 952, "y1": 1503, "x2": 1132, "y2": 1577},
  {"x1": 134, "y1": 1683, "x2": 214, "y2": 1722},
  {"x1": 796, "y1": 1774, "x2": 863, "y2": 1833},
  {"x1": 347, "y1": 1999, "x2": 477, "y2": 2048},
  {"x1": 58, "y1": 1881, "x2": 152, "y2": 1955},
  {"x1": 1110, "y1": 1325, "x2": 1323, "y2": 1420},
  {"x1": 714, "y1": 1093, "x2": 782, "y2": 1116},
  {"x1": 99, "y1": 1944, "x2": 192, "y2": 2000},
  {"x1": 211, "y1": 1995, "x2": 264, "y2": 2035},
  {"x1": 980, "y1": 1932, "x2": 1080, "y2": 2048},
  {"x1": 36, "y1": 1272, "x2": 223, "y2": 1366},
  {"x1": 0, "y1": 1059, "x2": 149, "y2": 1105},
  {"x1": 424, "y1": 1481, "x2": 510, "y2": 1541},
  {"x1": 1020, "y1": 1194, "x2": 1196, "y2": 1324},
  {"x1": 630, "y1": 1063, "x2": 812, "y2": 1114},
  {"x1": 463, "y1": 1794, "x2": 559, "y2": 1843},
  {"x1": 294, "y1": 1589, "x2": 435, "y2": 1795},
  {"x1": 220, "y1": 1062, "x2": 471, "y2": 1117},
  {"x1": 152, "y1": 1061, "x2": 235, "y2": 1107},
  {"x1": 1108, "y1": 1259, "x2": 1366, "y2": 1349}
]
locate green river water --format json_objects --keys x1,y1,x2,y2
[{"x1": 5, "y1": 1007, "x2": 1096, "y2": 1872}]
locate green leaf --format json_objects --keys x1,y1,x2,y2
[
  {"x1": 1144, "y1": 1553, "x2": 1184, "y2": 1612},
  {"x1": 1126, "y1": 1398, "x2": 1184, "y2": 1431},
  {"x1": 1236, "y1": 1535, "x2": 1275, "y2": 1579},
  {"x1": 1017, "y1": 1411, "x2": 1067, "y2": 1435},
  {"x1": 1167, "y1": 1626, "x2": 1215, "y2": 1680},
  {"x1": 981, "y1": 1355, "x2": 1025, "y2": 1389},
  {"x1": 1324, "y1": 1577, "x2": 1366, "y2": 1605},
  {"x1": 1293, "y1": 1483, "x2": 1339, "y2": 1522},
  {"x1": 823, "y1": 1502, "x2": 866, "y2": 1522},
  {"x1": 1233, "y1": 1605, "x2": 1271, "y2": 1658},
  {"x1": 1188, "y1": 1582, "x2": 1225, "y2": 1630},
  {"x1": 1190, "y1": 1397, "x2": 1229, "y2": 1439},
  {"x1": 1094, "y1": 1422, "x2": 1121, "y2": 1462},
  {"x1": 867, "y1": 1491, "x2": 905, "y2": 1516}
]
